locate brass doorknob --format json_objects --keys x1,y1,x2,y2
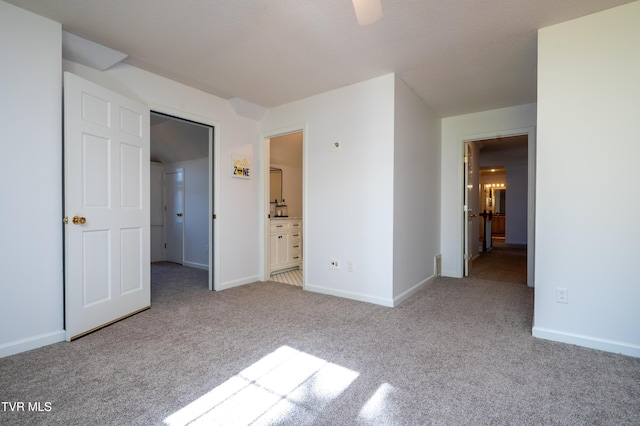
[
  {"x1": 72, "y1": 216, "x2": 86, "y2": 225},
  {"x1": 176, "y1": 213, "x2": 183, "y2": 217}
]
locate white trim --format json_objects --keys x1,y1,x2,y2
[
  {"x1": 0, "y1": 330, "x2": 65, "y2": 359},
  {"x1": 183, "y1": 261, "x2": 208, "y2": 271},
  {"x1": 532, "y1": 327, "x2": 640, "y2": 358},
  {"x1": 526, "y1": 128, "x2": 536, "y2": 288},
  {"x1": 148, "y1": 105, "x2": 220, "y2": 292},
  {"x1": 393, "y1": 275, "x2": 436, "y2": 306},
  {"x1": 458, "y1": 126, "x2": 536, "y2": 287},
  {"x1": 441, "y1": 269, "x2": 460, "y2": 278},
  {"x1": 305, "y1": 283, "x2": 394, "y2": 307},
  {"x1": 218, "y1": 275, "x2": 261, "y2": 291},
  {"x1": 259, "y1": 124, "x2": 307, "y2": 285}
]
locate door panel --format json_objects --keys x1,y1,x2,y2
[
  {"x1": 121, "y1": 227, "x2": 143, "y2": 294},
  {"x1": 82, "y1": 134, "x2": 110, "y2": 207},
  {"x1": 64, "y1": 72, "x2": 150, "y2": 341},
  {"x1": 121, "y1": 143, "x2": 143, "y2": 208},
  {"x1": 82, "y1": 230, "x2": 110, "y2": 306}
]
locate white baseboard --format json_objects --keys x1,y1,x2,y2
[
  {"x1": 183, "y1": 261, "x2": 208, "y2": 271},
  {"x1": 304, "y1": 283, "x2": 394, "y2": 307},
  {"x1": 393, "y1": 274, "x2": 436, "y2": 307},
  {"x1": 532, "y1": 326, "x2": 640, "y2": 358},
  {"x1": 442, "y1": 270, "x2": 462, "y2": 279},
  {"x1": 0, "y1": 330, "x2": 65, "y2": 359},
  {"x1": 217, "y1": 275, "x2": 261, "y2": 291}
]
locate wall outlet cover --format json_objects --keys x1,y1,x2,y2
[{"x1": 556, "y1": 287, "x2": 568, "y2": 304}]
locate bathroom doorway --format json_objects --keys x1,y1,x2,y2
[{"x1": 262, "y1": 129, "x2": 304, "y2": 287}]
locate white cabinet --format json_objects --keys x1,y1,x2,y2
[
  {"x1": 270, "y1": 219, "x2": 302, "y2": 273},
  {"x1": 270, "y1": 225, "x2": 290, "y2": 271}
]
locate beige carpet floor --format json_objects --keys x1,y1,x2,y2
[
  {"x1": 470, "y1": 241, "x2": 527, "y2": 284},
  {"x1": 1, "y1": 259, "x2": 639, "y2": 425}
]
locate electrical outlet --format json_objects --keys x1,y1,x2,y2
[
  {"x1": 330, "y1": 259, "x2": 340, "y2": 270},
  {"x1": 556, "y1": 287, "x2": 568, "y2": 304}
]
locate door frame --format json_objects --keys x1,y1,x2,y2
[
  {"x1": 460, "y1": 126, "x2": 536, "y2": 287},
  {"x1": 463, "y1": 141, "x2": 478, "y2": 277},
  {"x1": 259, "y1": 124, "x2": 306, "y2": 283},
  {"x1": 150, "y1": 106, "x2": 219, "y2": 291}
]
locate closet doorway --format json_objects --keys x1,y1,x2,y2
[{"x1": 150, "y1": 111, "x2": 218, "y2": 290}]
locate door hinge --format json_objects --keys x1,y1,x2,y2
[{"x1": 212, "y1": 214, "x2": 216, "y2": 220}]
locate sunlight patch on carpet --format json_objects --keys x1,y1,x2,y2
[
  {"x1": 358, "y1": 382, "x2": 397, "y2": 422},
  {"x1": 164, "y1": 345, "x2": 359, "y2": 425}
]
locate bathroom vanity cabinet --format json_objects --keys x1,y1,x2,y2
[
  {"x1": 492, "y1": 214, "x2": 505, "y2": 236},
  {"x1": 270, "y1": 218, "x2": 302, "y2": 273}
]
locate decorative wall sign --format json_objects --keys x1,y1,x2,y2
[{"x1": 231, "y1": 152, "x2": 252, "y2": 179}]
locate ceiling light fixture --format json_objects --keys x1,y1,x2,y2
[{"x1": 352, "y1": 0, "x2": 383, "y2": 25}]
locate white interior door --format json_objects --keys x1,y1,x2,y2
[
  {"x1": 164, "y1": 169, "x2": 184, "y2": 264},
  {"x1": 463, "y1": 142, "x2": 474, "y2": 277},
  {"x1": 64, "y1": 72, "x2": 150, "y2": 341}
]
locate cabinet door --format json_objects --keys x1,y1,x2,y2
[
  {"x1": 277, "y1": 233, "x2": 290, "y2": 266},
  {"x1": 270, "y1": 233, "x2": 279, "y2": 269},
  {"x1": 270, "y1": 232, "x2": 290, "y2": 271}
]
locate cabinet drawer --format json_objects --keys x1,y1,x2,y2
[
  {"x1": 290, "y1": 241, "x2": 302, "y2": 254},
  {"x1": 271, "y1": 222, "x2": 290, "y2": 231}
]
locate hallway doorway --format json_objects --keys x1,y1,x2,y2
[
  {"x1": 467, "y1": 241, "x2": 527, "y2": 284},
  {"x1": 462, "y1": 131, "x2": 535, "y2": 287}
]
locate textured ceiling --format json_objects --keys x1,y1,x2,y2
[{"x1": 7, "y1": 0, "x2": 635, "y2": 117}]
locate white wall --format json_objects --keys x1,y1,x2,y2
[
  {"x1": 63, "y1": 60, "x2": 261, "y2": 290},
  {"x1": 150, "y1": 162, "x2": 165, "y2": 262},
  {"x1": 393, "y1": 76, "x2": 441, "y2": 303},
  {"x1": 0, "y1": 2, "x2": 64, "y2": 357},
  {"x1": 534, "y1": 2, "x2": 640, "y2": 357},
  {"x1": 505, "y1": 164, "x2": 527, "y2": 245},
  {"x1": 164, "y1": 158, "x2": 210, "y2": 269},
  {"x1": 261, "y1": 74, "x2": 396, "y2": 305},
  {"x1": 441, "y1": 104, "x2": 536, "y2": 278}
]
